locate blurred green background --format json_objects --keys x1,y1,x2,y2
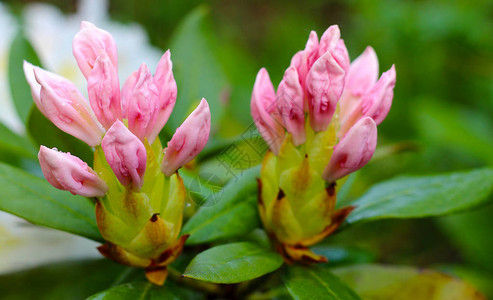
[{"x1": 2, "y1": 0, "x2": 493, "y2": 296}]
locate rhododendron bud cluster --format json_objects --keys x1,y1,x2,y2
[
  {"x1": 251, "y1": 25, "x2": 396, "y2": 262},
  {"x1": 24, "y1": 21, "x2": 211, "y2": 285}
]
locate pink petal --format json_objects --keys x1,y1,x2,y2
[
  {"x1": 34, "y1": 67, "x2": 105, "y2": 146},
  {"x1": 277, "y1": 66, "x2": 305, "y2": 146},
  {"x1": 345, "y1": 46, "x2": 379, "y2": 97},
  {"x1": 323, "y1": 117, "x2": 377, "y2": 183},
  {"x1": 120, "y1": 70, "x2": 137, "y2": 117},
  {"x1": 250, "y1": 68, "x2": 285, "y2": 154},
  {"x1": 124, "y1": 63, "x2": 159, "y2": 141},
  {"x1": 87, "y1": 51, "x2": 121, "y2": 130},
  {"x1": 318, "y1": 25, "x2": 349, "y2": 73},
  {"x1": 102, "y1": 120, "x2": 147, "y2": 190},
  {"x1": 318, "y1": 25, "x2": 340, "y2": 57},
  {"x1": 333, "y1": 39, "x2": 350, "y2": 74},
  {"x1": 73, "y1": 21, "x2": 118, "y2": 79},
  {"x1": 38, "y1": 146, "x2": 108, "y2": 197},
  {"x1": 23, "y1": 61, "x2": 43, "y2": 114},
  {"x1": 291, "y1": 30, "x2": 319, "y2": 92},
  {"x1": 148, "y1": 50, "x2": 177, "y2": 143},
  {"x1": 361, "y1": 65, "x2": 396, "y2": 125},
  {"x1": 306, "y1": 51, "x2": 346, "y2": 132},
  {"x1": 161, "y1": 99, "x2": 211, "y2": 176}
]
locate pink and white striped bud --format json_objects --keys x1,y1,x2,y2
[
  {"x1": 87, "y1": 51, "x2": 121, "y2": 130},
  {"x1": 73, "y1": 21, "x2": 118, "y2": 79},
  {"x1": 277, "y1": 66, "x2": 305, "y2": 146},
  {"x1": 306, "y1": 51, "x2": 346, "y2": 132},
  {"x1": 323, "y1": 117, "x2": 377, "y2": 183},
  {"x1": 161, "y1": 99, "x2": 211, "y2": 176},
  {"x1": 102, "y1": 120, "x2": 147, "y2": 191},
  {"x1": 38, "y1": 146, "x2": 108, "y2": 197},
  {"x1": 251, "y1": 68, "x2": 285, "y2": 154},
  {"x1": 23, "y1": 61, "x2": 43, "y2": 114},
  {"x1": 123, "y1": 63, "x2": 159, "y2": 142},
  {"x1": 33, "y1": 67, "x2": 105, "y2": 146},
  {"x1": 148, "y1": 50, "x2": 177, "y2": 143},
  {"x1": 360, "y1": 65, "x2": 396, "y2": 125}
]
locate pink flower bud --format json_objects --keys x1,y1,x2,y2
[
  {"x1": 38, "y1": 146, "x2": 108, "y2": 197},
  {"x1": 291, "y1": 31, "x2": 319, "y2": 92},
  {"x1": 323, "y1": 117, "x2": 377, "y2": 183},
  {"x1": 123, "y1": 63, "x2": 159, "y2": 141},
  {"x1": 87, "y1": 51, "x2": 121, "y2": 130},
  {"x1": 251, "y1": 68, "x2": 285, "y2": 154},
  {"x1": 277, "y1": 66, "x2": 305, "y2": 146},
  {"x1": 318, "y1": 25, "x2": 340, "y2": 57},
  {"x1": 73, "y1": 21, "x2": 118, "y2": 79},
  {"x1": 33, "y1": 67, "x2": 105, "y2": 146},
  {"x1": 102, "y1": 120, "x2": 147, "y2": 190},
  {"x1": 23, "y1": 61, "x2": 43, "y2": 114},
  {"x1": 318, "y1": 25, "x2": 349, "y2": 73},
  {"x1": 161, "y1": 99, "x2": 211, "y2": 176},
  {"x1": 345, "y1": 47, "x2": 379, "y2": 97},
  {"x1": 360, "y1": 65, "x2": 396, "y2": 125},
  {"x1": 333, "y1": 39, "x2": 350, "y2": 73},
  {"x1": 148, "y1": 50, "x2": 177, "y2": 143},
  {"x1": 306, "y1": 51, "x2": 345, "y2": 132}
]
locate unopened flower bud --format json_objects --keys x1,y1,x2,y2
[
  {"x1": 73, "y1": 21, "x2": 118, "y2": 79},
  {"x1": 33, "y1": 66, "x2": 105, "y2": 146},
  {"x1": 102, "y1": 120, "x2": 147, "y2": 191},
  {"x1": 161, "y1": 99, "x2": 211, "y2": 176},
  {"x1": 38, "y1": 146, "x2": 107, "y2": 197}
]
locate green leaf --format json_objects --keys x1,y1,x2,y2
[
  {"x1": 283, "y1": 265, "x2": 361, "y2": 300},
  {"x1": 0, "y1": 162, "x2": 102, "y2": 242},
  {"x1": 346, "y1": 168, "x2": 493, "y2": 224},
  {"x1": 8, "y1": 30, "x2": 41, "y2": 124},
  {"x1": 182, "y1": 166, "x2": 260, "y2": 245},
  {"x1": 183, "y1": 242, "x2": 283, "y2": 283},
  {"x1": 168, "y1": 5, "x2": 228, "y2": 130},
  {"x1": 88, "y1": 280, "x2": 202, "y2": 300},
  {"x1": 0, "y1": 259, "x2": 126, "y2": 300},
  {"x1": 0, "y1": 121, "x2": 37, "y2": 161},
  {"x1": 27, "y1": 106, "x2": 94, "y2": 164},
  {"x1": 310, "y1": 245, "x2": 376, "y2": 267},
  {"x1": 333, "y1": 264, "x2": 486, "y2": 300}
]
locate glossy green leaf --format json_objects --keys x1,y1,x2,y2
[
  {"x1": 333, "y1": 264, "x2": 486, "y2": 300},
  {"x1": 0, "y1": 162, "x2": 102, "y2": 242},
  {"x1": 183, "y1": 167, "x2": 260, "y2": 245},
  {"x1": 8, "y1": 30, "x2": 41, "y2": 123},
  {"x1": 0, "y1": 259, "x2": 126, "y2": 300},
  {"x1": 168, "y1": 5, "x2": 228, "y2": 130},
  {"x1": 88, "y1": 280, "x2": 202, "y2": 300},
  {"x1": 347, "y1": 168, "x2": 493, "y2": 224},
  {"x1": 283, "y1": 265, "x2": 361, "y2": 300},
  {"x1": 27, "y1": 106, "x2": 94, "y2": 164},
  {"x1": 182, "y1": 166, "x2": 260, "y2": 245},
  {"x1": 179, "y1": 169, "x2": 218, "y2": 207},
  {"x1": 183, "y1": 242, "x2": 283, "y2": 283}
]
